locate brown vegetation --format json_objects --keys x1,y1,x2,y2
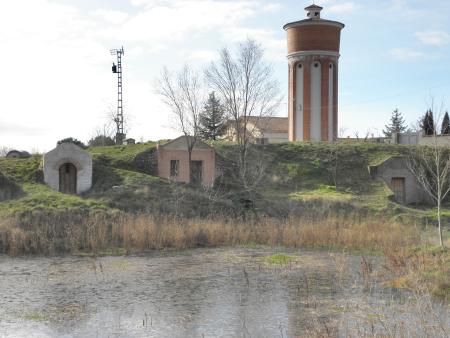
[
  {"x1": 2, "y1": 212, "x2": 448, "y2": 300},
  {"x1": 0, "y1": 213, "x2": 420, "y2": 256}
]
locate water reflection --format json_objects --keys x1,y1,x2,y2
[{"x1": 0, "y1": 248, "x2": 448, "y2": 337}]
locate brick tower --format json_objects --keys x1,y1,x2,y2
[{"x1": 284, "y1": 4, "x2": 344, "y2": 142}]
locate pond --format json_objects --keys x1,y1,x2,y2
[{"x1": 0, "y1": 248, "x2": 448, "y2": 337}]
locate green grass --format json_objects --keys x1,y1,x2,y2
[
  {"x1": 89, "y1": 142, "x2": 158, "y2": 174},
  {"x1": 23, "y1": 311, "x2": 47, "y2": 322},
  {"x1": 1, "y1": 141, "x2": 450, "y2": 224},
  {"x1": 76, "y1": 247, "x2": 129, "y2": 257},
  {"x1": 289, "y1": 184, "x2": 354, "y2": 201},
  {"x1": 0, "y1": 184, "x2": 108, "y2": 216},
  {"x1": 264, "y1": 253, "x2": 296, "y2": 265},
  {"x1": 89, "y1": 142, "x2": 157, "y2": 160},
  {"x1": 0, "y1": 156, "x2": 42, "y2": 183}
]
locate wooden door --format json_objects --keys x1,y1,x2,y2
[
  {"x1": 190, "y1": 161, "x2": 203, "y2": 185},
  {"x1": 59, "y1": 163, "x2": 77, "y2": 194},
  {"x1": 391, "y1": 177, "x2": 405, "y2": 204}
]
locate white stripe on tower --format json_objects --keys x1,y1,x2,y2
[
  {"x1": 328, "y1": 63, "x2": 334, "y2": 141},
  {"x1": 311, "y1": 62, "x2": 321, "y2": 141},
  {"x1": 295, "y1": 64, "x2": 304, "y2": 141}
]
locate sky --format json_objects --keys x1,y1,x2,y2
[{"x1": 1, "y1": 0, "x2": 450, "y2": 152}]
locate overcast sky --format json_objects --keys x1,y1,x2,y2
[{"x1": 1, "y1": 0, "x2": 450, "y2": 152}]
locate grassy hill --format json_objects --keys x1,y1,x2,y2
[
  {"x1": 0, "y1": 171, "x2": 22, "y2": 202},
  {"x1": 0, "y1": 141, "x2": 445, "y2": 223}
]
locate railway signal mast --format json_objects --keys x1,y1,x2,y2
[{"x1": 111, "y1": 47, "x2": 125, "y2": 144}]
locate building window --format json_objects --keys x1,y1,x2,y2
[
  {"x1": 329, "y1": 64, "x2": 333, "y2": 69},
  {"x1": 391, "y1": 177, "x2": 406, "y2": 204},
  {"x1": 314, "y1": 63, "x2": 319, "y2": 68},
  {"x1": 170, "y1": 160, "x2": 179, "y2": 177},
  {"x1": 298, "y1": 64, "x2": 302, "y2": 68},
  {"x1": 315, "y1": 12, "x2": 320, "y2": 16}
]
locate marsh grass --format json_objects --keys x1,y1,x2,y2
[
  {"x1": 1, "y1": 212, "x2": 448, "y2": 299},
  {"x1": 0, "y1": 213, "x2": 420, "y2": 255},
  {"x1": 264, "y1": 253, "x2": 296, "y2": 265}
]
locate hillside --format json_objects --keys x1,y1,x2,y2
[
  {"x1": 0, "y1": 171, "x2": 22, "y2": 202},
  {"x1": 0, "y1": 141, "x2": 443, "y2": 223}
]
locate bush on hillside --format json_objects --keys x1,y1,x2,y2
[
  {"x1": 57, "y1": 137, "x2": 87, "y2": 149},
  {"x1": 88, "y1": 135, "x2": 116, "y2": 147}
]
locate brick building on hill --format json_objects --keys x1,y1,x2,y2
[
  {"x1": 224, "y1": 117, "x2": 289, "y2": 145},
  {"x1": 157, "y1": 136, "x2": 216, "y2": 187}
]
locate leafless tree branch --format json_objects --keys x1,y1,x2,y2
[
  {"x1": 205, "y1": 39, "x2": 282, "y2": 192},
  {"x1": 156, "y1": 65, "x2": 203, "y2": 182}
]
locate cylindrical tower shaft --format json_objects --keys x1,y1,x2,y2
[{"x1": 284, "y1": 4, "x2": 344, "y2": 142}]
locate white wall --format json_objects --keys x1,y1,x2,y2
[
  {"x1": 419, "y1": 135, "x2": 450, "y2": 146},
  {"x1": 328, "y1": 64, "x2": 334, "y2": 142},
  {"x1": 310, "y1": 62, "x2": 322, "y2": 141},
  {"x1": 263, "y1": 132, "x2": 289, "y2": 143},
  {"x1": 295, "y1": 63, "x2": 304, "y2": 141}
]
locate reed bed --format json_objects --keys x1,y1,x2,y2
[
  {"x1": 0, "y1": 212, "x2": 448, "y2": 302},
  {"x1": 0, "y1": 213, "x2": 420, "y2": 256}
]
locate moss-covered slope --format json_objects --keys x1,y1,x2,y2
[{"x1": 0, "y1": 141, "x2": 442, "y2": 223}]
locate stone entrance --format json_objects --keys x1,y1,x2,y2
[
  {"x1": 43, "y1": 143, "x2": 93, "y2": 195},
  {"x1": 59, "y1": 163, "x2": 77, "y2": 194}
]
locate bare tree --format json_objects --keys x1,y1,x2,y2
[
  {"x1": 156, "y1": 65, "x2": 203, "y2": 182},
  {"x1": 106, "y1": 105, "x2": 130, "y2": 145},
  {"x1": 0, "y1": 146, "x2": 11, "y2": 157},
  {"x1": 205, "y1": 39, "x2": 282, "y2": 191},
  {"x1": 407, "y1": 101, "x2": 449, "y2": 248},
  {"x1": 338, "y1": 127, "x2": 348, "y2": 139},
  {"x1": 88, "y1": 124, "x2": 116, "y2": 147}
]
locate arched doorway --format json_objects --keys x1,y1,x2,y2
[{"x1": 59, "y1": 163, "x2": 77, "y2": 194}]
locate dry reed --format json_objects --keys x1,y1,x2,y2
[{"x1": 0, "y1": 213, "x2": 420, "y2": 256}]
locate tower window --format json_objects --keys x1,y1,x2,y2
[
  {"x1": 329, "y1": 64, "x2": 333, "y2": 69},
  {"x1": 314, "y1": 63, "x2": 319, "y2": 68},
  {"x1": 315, "y1": 12, "x2": 320, "y2": 17},
  {"x1": 298, "y1": 64, "x2": 302, "y2": 69}
]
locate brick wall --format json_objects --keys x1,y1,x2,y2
[{"x1": 157, "y1": 146, "x2": 216, "y2": 187}]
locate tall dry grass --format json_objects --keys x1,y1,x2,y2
[
  {"x1": 2, "y1": 212, "x2": 448, "y2": 300},
  {"x1": 0, "y1": 212, "x2": 420, "y2": 256}
]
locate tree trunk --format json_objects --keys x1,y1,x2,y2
[
  {"x1": 437, "y1": 200, "x2": 444, "y2": 248},
  {"x1": 188, "y1": 148, "x2": 192, "y2": 184}
]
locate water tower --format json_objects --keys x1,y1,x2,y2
[{"x1": 284, "y1": 4, "x2": 344, "y2": 141}]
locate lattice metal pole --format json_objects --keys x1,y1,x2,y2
[{"x1": 111, "y1": 47, "x2": 125, "y2": 144}]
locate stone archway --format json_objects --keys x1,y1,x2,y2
[{"x1": 59, "y1": 163, "x2": 77, "y2": 194}]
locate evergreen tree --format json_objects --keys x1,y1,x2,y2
[
  {"x1": 419, "y1": 110, "x2": 429, "y2": 134},
  {"x1": 383, "y1": 109, "x2": 407, "y2": 137},
  {"x1": 199, "y1": 92, "x2": 227, "y2": 141},
  {"x1": 421, "y1": 110, "x2": 435, "y2": 136},
  {"x1": 441, "y1": 111, "x2": 450, "y2": 135}
]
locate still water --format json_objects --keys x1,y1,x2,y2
[{"x1": 0, "y1": 248, "x2": 448, "y2": 337}]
